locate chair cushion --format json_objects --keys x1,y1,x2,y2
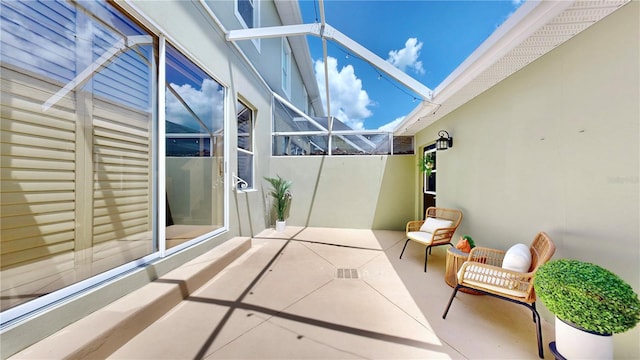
[
  {"x1": 419, "y1": 217, "x2": 453, "y2": 233},
  {"x1": 502, "y1": 243, "x2": 532, "y2": 273},
  {"x1": 407, "y1": 231, "x2": 434, "y2": 245}
]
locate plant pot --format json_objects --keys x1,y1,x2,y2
[
  {"x1": 554, "y1": 316, "x2": 612, "y2": 360},
  {"x1": 275, "y1": 220, "x2": 286, "y2": 232}
]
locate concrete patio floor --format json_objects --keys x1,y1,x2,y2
[{"x1": 11, "y1": 227, "x2": 554, "y2": 359}]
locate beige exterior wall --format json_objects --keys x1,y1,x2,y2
[
  {"x1": 415, "y1": 2, "x2": 639, "y2": 356},
  {"x1": 270, "y1": 155, "x2": 416, "y2": 230}
]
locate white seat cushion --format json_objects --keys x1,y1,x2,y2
[
  {"x1": 407, "y1": 231, "x2": 434, "y2": 245},
  {"x1": 502, "y1": 243, "x2": 532, "y2": 273},
  {"x1": 419, "y1": 217, "x2": 453, "y2": 233}
]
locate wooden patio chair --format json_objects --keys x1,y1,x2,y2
[
  {"x1": 442, "y1": 232, "x2": 556, "y2": 359},
  {"x1": 399, "y1": 207, "x2": 463, "y2": 272}
]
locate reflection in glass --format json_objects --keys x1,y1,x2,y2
[
  {"x1": 237, "y1": 152, "x2": 254, "y2": 187},
  {"x1": 238, "y1": 0, "x2": 254, "y2": 28},
  {"x1": 237, "y1": 101, "x2": 254, "y2": 188},
  {"x1": 166, "y1": 137, "x2": 212, "y2": 157},
  {"x1": 273, "y1": 135, "x2": 329, "y2": 156},
  {"x1": 393, "y1": 136, "x2": 415, "y2": 155},
  {"x1": 332, "y1": 133, "x2": 390, "y2": 155},
  {"x1": 271, "y1": 93, "x2": 413, "y2": 156},
  {"x1": 165, "y1": 44, "x2": 225, "y2": 248},
  {"x1": 0, "y1": 0, "x2": 156, "y2": 312},
  {"x1": 237, "y1": 102, "x2": 252, "y2": 151}
]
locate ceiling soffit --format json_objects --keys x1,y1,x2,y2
[{"x1": 395, "y1": 0, "x2": 630, "y2": 136}]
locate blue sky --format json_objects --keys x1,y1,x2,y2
[{"x1": 298, "y1": 0, "x2": 524, "y2": 130}]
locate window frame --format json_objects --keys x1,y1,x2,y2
[
  {"x1": 162, "y1": 40, "x2": 229, "y2": 255},
  {"x1": 234, "y1": 0, "x2": 260, "y2": 51},
  {"x1": 236, "y1": 98, "x2": 255, "y2": 190},
  {"x1": 423, "y1": 144, "x2": 437, "y2": 195}
]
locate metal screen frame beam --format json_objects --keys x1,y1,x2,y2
[{"x1": 227, "y1": 24, "x2": 434, "y2": 102}]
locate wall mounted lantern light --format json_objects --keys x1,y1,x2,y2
[{"x1": 436, "y1": 130, "x2": 453, "y2": 150}]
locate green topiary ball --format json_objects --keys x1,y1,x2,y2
[{"x1": 535, "y1": 259, "x2": 640, "y2": 334}]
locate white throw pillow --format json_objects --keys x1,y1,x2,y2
[
  {"x1": 419, "y1": 217, "x2": 453, "y2": 233},
  {"x1": 502, "y1": 243, "x2": 532, "y2": 273}
]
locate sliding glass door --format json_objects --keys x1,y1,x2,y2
[
  {"x1": 164, "y1": 44, "x2": 226, "y2": 249},
  {"x1": 0, "y1": 0, "x2": 157, "y2": 312}
]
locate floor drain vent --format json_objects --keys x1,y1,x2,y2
[{"x1": 336, "y1": 268, "x2": 359, "y2": 279}]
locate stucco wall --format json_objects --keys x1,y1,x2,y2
[
  {"x1": 416, "y1": 2, "x2": 639, "y2": 357},
  {"x1": 269, "y1": 155, "x2": 416, "y2": 230}
]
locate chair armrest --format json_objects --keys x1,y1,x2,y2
[
  {"x1": 468, "y1": 246, "x2": 506, "y2": 267},
  {"x1": 430, "y1": 227, "x2": 457, "y2": 245},
  {"x1": 432, "y1": 227, "x2": 456, "y2": 235},
  {"x1": 457, "y1": 261, "x2": 536, "y2": 301},
  {"x1": 406, "y1": 220, "x2": 424, "y2": 232}
]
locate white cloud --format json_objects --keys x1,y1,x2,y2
[
  {"x1": 166, "y1": 79, "x2": 224, "y2": 131},
  {"x1": 314, "y1": 56, "x2": 373, "y2": 130},
  {"x1": 387, "y1": 38, "x2": 425, "y2": 75},
  {"x1": 377, "y1": 116, "x2": 405, "y2": 132}
]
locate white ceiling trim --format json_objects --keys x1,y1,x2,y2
[{"x1": 394, "y1": 0, "x2": 630, "y2": 135}]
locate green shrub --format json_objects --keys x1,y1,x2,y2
[{"x1": 534, "y1": 259, "x2": 640, "y2": 334}]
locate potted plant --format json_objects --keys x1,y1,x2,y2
[
  {"x1": 264, "y1": 175, "x2": 292, "y2": 231},
  {"x1": 534, "y1": 259, "x2": 640, "y2": 359}
]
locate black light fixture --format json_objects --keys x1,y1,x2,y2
[{"x1": 436, "y1": 130, "x2": 453, "y2": 150}]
